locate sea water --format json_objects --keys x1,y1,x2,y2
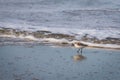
[
  {"x1": 0, "y1": 0, "x2": 120, "y2": 39},
  {"x1": 0, "y1": 1, "x2": 120, "y2": 80},
  {"x1": 0, "y1": 45, "x2": 120, "y2": 80}
]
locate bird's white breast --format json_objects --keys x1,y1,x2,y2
[{"x1": 74, "y1": 44, "x2": 82, "y2": 48}]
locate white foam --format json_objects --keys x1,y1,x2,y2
[
  {"x1": 0, "y1": 22, "x2": 120, "y2": 39},
  {"x1": 0, "y1": 35, "x2": 16, "y2": 38},
  {"x1": 39, "y1": 38, "x2": 120, "y2": 49},
  {"x1": 38, "y1": 27, "x2": 120, "y2": 40},
  {"x1": 18, "y1": 35, "x2": 39, "y2": 41},
  {"x1": 0, "y1": 34, "x2": 120, "y2": 49},
  {"x1": 42, "y1": 38, "x2": 69, "y2": 43},
  {"x1": 0, "y1": 34, "x2": 39, "y2": 41},
  {"x1": 80, "y1": 41, "x2": 120, "y2": 49}
]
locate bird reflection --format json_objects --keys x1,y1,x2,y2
[{"x1": 73, "y1": 54, "x2": 86, "y2": 61}]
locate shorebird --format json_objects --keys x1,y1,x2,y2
[{"x1": 72, "y1": 42, "x2": 88, "y2": 54}]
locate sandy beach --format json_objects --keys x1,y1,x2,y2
[{"x1": 0, "y1": 45, "x2": 120, "y2": 80}]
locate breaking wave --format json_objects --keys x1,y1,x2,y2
[
  {"x1": 0, "y1": 27, "x2": 120, "y2": 49},
  {"x1": 0, "y1": 0, "x2": 120, "y2": 49}
]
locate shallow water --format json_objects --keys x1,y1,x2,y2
[{"x1": 0, "y1": 45, "x2": 120, "y2": 80}]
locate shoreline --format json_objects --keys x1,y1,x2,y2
[
  {"x1": 0, "y1": 27, "x2": 120, "y2": 50},
  {"x1": 0, "y1": 38, "x2": 120, "y2": 50}
]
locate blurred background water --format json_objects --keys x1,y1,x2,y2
[{"x1": 0, "y1": 0, "x2": 120, "y2": 39}]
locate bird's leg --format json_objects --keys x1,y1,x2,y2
[
  {"x1": 80, "y1": 48, "x2": 83, "y2": 55},
  {"x1": 81, "y1": 48, "x2": 83, "y2": 55},
  {"x1": 77, "y1": 48, "x2": 80, "y2": 53}
]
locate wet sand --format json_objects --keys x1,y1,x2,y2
[{"x1": 0, "y1": 45, "x2": 120, "y2": 80}]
